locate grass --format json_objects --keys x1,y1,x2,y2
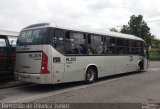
[{"x1": 149, "y1": 49, "x2": 160, "y2": 61}]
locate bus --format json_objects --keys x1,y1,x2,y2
[
  {"x1": 0, "y1": 30, "x2": 19, "y2": 78},
  {"x1": 14, "y1": 23, "x2": 149, "y2": 84}
]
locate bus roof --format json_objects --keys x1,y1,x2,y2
[
  {"x1": 24, "y1": 23, "x2": 144, "y2": 41},
  {"x1": 0, "y1": 30, "x2": 19, "y2": 36}
]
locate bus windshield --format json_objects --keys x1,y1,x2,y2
[{"x1": 17, "y1": 28, "x2": 48, "y2": 46}]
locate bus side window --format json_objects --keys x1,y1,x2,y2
[
  {"x1": 141, "y1": 42, "x2": 145, "y2": 55},
  {"x1": 66, "y1": 32, "x2": 74, "y2": 54},
  {"x1": 106, "y1": 37, "x2": 116, "y2": 54},
  {"x1": 116, "y1": 38, "x2": 126, "y2": 54},
  {"x1": 126, "y1": 39, "x2": 131, "y2": 54},
  {"x1": 88, "y1": 34, "x2": 104, "y2": 55},
  {"x1": 54, "y1": 29, "x2": 65, "y2": 54},
  {"x1": 66, "y1": 32, "x2": 87, "y2": 55},
  {"x1": 130, "y1": 40, "x2": 135, "y2": 54}
]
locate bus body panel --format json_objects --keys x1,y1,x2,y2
[
  {"x1": 50, "y1": 46, "x2": 65, "y2": 84},
  {"x1": 15, "y1": 46, "x2": 146, "y2": 84},
  {"x1": 15, "y1": 52, "x2": 42, "y2": 73},
  {"x1": 15, "y1": 45, "x2": 53, "y2": 84},
  {"x1": 15, "y1": 45, "x2": 43, "y2": 74},
  {"x1": 14, "y1": 73, "x2": 52, "y2": 84},
  {"x1": 15, "y1": 48, "x2": 147, "y2": 84},
  {"x1": 63, "y1": 55, "x2": 143, "y2": 83},
  {"x1": 15, "y1": 45, "x2": 66, "y2": 84},
  {"x1": 64, "y1": 56, "x2": 106, "y2": 82}
]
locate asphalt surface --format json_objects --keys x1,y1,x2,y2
[
  {"x1": 33, "y1": 61, "x2": 160, "y2": 103},
  {"x1": 0, "y1": 61, "x2": 160, "y2": 103}
]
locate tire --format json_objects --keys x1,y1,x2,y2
[
  {"x1": 85, "y1": 67, "x2": 96, "y2": 84},
  {"x1": 137, "y1": 64, "x2": 141, "y2": 72}
]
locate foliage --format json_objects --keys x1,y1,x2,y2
[
  {"x1": 149, "y1": 49, "x2": 160, "y2": 60},
  {"x1": 151, "y1": 38, "x2": 160, "y2": 48},
  {"x1": 120, "y1": 15, "x2": 152, "y2": 45},
  {"x1": 110, "y1": 28, "x2": 118, "y2": 32}
]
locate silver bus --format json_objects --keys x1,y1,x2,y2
[{"x1": 14, "y1": 23, "x2": 149, "y2": 84}]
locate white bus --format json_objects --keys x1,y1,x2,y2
[{"x1": 14, "y1": 23, "x2": 149, "y2": 84}]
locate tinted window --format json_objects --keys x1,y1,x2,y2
[
  {"x1": 130, "y1": 40, "x2": 135, "y2": 47},
  {"x1": 126, "y1": 39, "x2": 130, "y2": 46},
  {"x1": 141, "y1": 42, "x2": 144, "y2": 48},
  {"x1": 116, "y1": 38, "x2": 126, "y2": 54},
  {"x1": 126, "y1": 39, "x2": 131, "y2": 54},
  {"x1": 117, "y1": 38, "x2": 125, "y2": 46},
  {"x1": 126, "y1": 40, "x2": 136, "y2": 54},
  {"x1": 88, "y1": 35, "x2": 104, "y2": 55},
  {"x1": 109, "y1": 37, "x2": 116, "y2": 46},
  {"x1": 106, "y1": 37, "x2": 116, "y2": 54},
  {"x1": 66, "y1": 32, "x2": 87, "y2": 54},
  {"x1": 52, "y1": 29, "x2": 65, "y2": 53},
  {"x1": 117, "y1": 47, "x2": 126, "y2": 54},
  {"x1": 135, "y1": 41, "x2": 141, "y2": 48}
]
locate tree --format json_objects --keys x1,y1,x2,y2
[
  {"x1": 120, "y1": 15, "x2": 152, "y2": 45},
  {"x1": 152, "y1": 38, "x2": 160, "y2": 48},
  {"x1": 121, "y1": 25, "x2": 130, "y2": 34},
  {"x1": 110, "y1": 28, "x2": 118, "y2": 32}
]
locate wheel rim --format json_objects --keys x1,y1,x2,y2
[{"x1": 87, "y1": 69, "x2": 95, "y2": 81}]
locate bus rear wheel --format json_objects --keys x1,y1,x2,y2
[{"x1": 85, "y1": 67, "x2": 97, "y2": 84}]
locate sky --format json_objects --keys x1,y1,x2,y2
[{"x1": 0, "y1": 0, "x2": 160, "y2": 39}]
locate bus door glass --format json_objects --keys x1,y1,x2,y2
[{"x1": 0, "y1": 36, "x2": 8, "y2": 71}]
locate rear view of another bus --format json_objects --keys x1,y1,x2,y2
[{"x1": 14, "y1": 23, "x2": 53, "y2": 84}]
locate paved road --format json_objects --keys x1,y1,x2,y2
[
  {"x1": 33, "y1": 61, "x2": 160, "y2": 103},
  {"x1": 0, "y1": 61, "x2": 160, "y2": 103}
]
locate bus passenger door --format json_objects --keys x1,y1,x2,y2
[{"x1": 0, "y1": 36, "x2": 8, "y2": 74}]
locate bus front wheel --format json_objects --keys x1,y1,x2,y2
[
  {"x1": 85, "y1": 67, "x2": 97, "y2": 84},
  {"x1": 137, "y1": 61, "x2": 143, "y2": 72}
]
